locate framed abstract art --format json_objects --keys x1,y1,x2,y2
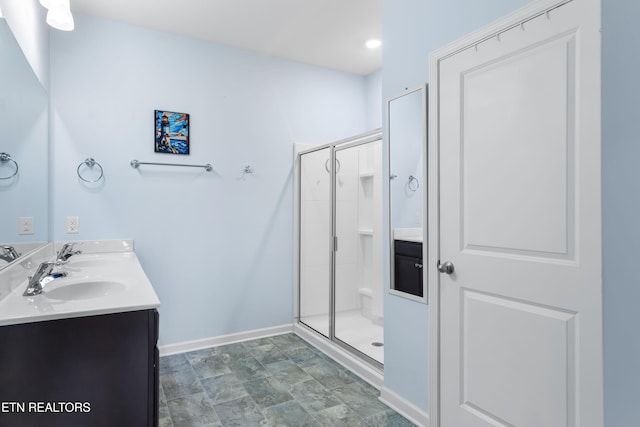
[{"x1": 154, "y1": 110, "x2": 189, "y2": 155}]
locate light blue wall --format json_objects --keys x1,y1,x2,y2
[
  {"x1": 0, "y1": 0, "x2": 49, "y2": 90},
  {"x1": 366, "y1": 69, "x2": 382, "y2": 130},
  {"x1": 49, "y1": 14, "x2": 370, "y2": 345},
  {"x1": 602, "y1": 0, "x2": 640, "y2": 425},
  {"x1": 381, "y1": 0, "x2": 530, "y2": 411}
]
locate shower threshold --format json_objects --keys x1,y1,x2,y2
[{"x1": 300, "y1": 309, "x2": 384, "y2": 364}]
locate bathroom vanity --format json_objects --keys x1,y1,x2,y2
[
  {"x1": 0, "y1": 241, "x2": 160, "y2": 427},
  {"x1": 0, "y1": 309, "x2": 159, "y2": 427}
]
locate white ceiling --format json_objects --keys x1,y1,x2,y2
[{"x1": 72, "y1": 0, "x2": 383, "y2": 76}]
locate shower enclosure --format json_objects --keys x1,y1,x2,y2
[{"x1": 297, "y1": 131, "x2": 383, "y2": 367}]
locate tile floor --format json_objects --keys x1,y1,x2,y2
[{"x1": 159, "y1": 333, "x2": 415, "y2": 427}]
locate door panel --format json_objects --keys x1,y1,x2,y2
[
  {"x1": 299, "y1": 147, "x2": 332, "y2": 337},
  {"x1": 462, "y1": 33, "x2": 575, "y2": 258},
  {"x1": 334, "y1": 140, "x2": 384, "y2": 364},
  {"x1": 461, "y1": 290, "x2": 575, "y2": 427},
  {"x1": 437, "y1": 1, "x2": 602, "y2": 426}
]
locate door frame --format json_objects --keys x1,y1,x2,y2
[{"x1": 427, "y1": 0, "x2": 600, "y2": 425}]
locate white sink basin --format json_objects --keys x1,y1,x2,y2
[{"x1": 45, "y1": 280, "x2": 127, "y2": 301}]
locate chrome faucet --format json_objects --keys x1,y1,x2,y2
[
  {"x1": 56, "y1": 242, "x2": 82, "y2": 264},
  {"x1": 23, "y1": 261, "x2": 68, "y2": 296},
  {"x1": 0, "y1": 245, "x2": 20, "y2": 263}
]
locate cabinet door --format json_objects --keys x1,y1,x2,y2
[
  {"x1": 149, "y1": 309, "x2": 159, "y2": 427},
  {"x1": 394, "y1": 254, "x2": 423, "y2": 297},
  {"x1": 0, "y1": 310, "x2": 157, "y2": 427}
]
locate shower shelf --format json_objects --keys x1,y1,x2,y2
[
  {"x1": 359, "y1": 171, "x2": 374, "y2": 179},
  {"x1": 359, "y1": 229, "x2": 374, "y2": 236}
]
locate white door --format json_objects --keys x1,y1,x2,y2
[{"x1": 435, "y1": 1, "x2": 602, "y2": 426}]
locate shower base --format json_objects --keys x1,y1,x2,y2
[{"x1": 300, "y1": 309, "x2": 384, "y2": 364}]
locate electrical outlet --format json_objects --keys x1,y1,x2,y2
[
  {"x1": 415, "y1": 212, "x2": 421, "y2": 225},
  {"x1": 66, "y1": 216, "x2": 79, "y2": 234},
  {"x1": 19, "y1": 217, "x2": 34, "y2": 235}
]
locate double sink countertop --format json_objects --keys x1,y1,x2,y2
[{"x1": 0, "y1": 240, "x2": 160, "y2": 327}]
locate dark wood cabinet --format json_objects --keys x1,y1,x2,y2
[
  {"x1": 393, "y1": 240, "x2": 424, "y2": 297},
  {"x1": 0, "y1": 309, "x2": 159, "y2": 427}
]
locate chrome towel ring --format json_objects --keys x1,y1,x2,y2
[
  {"x1": 408, "y1": 175, "x2": 419, "y2": 192},
  {"x1": 77, "y1": 158, "x2": 104, "y2": 183},
  {"x1": 0, "y1": 153, "x2": 18, "y2": 180}
]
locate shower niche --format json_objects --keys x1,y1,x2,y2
[{"x1": 297, "y1": 131, "x2": 384, "y2": 367}]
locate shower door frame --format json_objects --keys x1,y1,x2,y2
[{"x1": 296, "y1": 129, "x2": 383, "y2": 370}]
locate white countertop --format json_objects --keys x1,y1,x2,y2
[
  {"x1": 393, "y1": 227, "x2": 423, "y2": 243},
  {"x1": 0, "y1": 241, "x2": 160, "y2": 327}
]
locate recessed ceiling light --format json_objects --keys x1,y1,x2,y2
[{"x1": 365, "y1": 39, "x2": 382, "y2": 49}]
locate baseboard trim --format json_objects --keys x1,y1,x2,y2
[
  {"x1": 380, "y1": 387, "x2": 430, "y2": 427},
  {"x1": 158, "y1": 323, "x2": 294, "y2": 356},
  {"x1": 294, "y1": 323, "x2": 383, "y2": 389}
]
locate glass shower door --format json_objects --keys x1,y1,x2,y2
[
  {"x1": 334, "y1": 139, "x2": 384, "y2": 365},
  {"x1": 299, "y1": 147, "x2": 332, "y2": 337}
]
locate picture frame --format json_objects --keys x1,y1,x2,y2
[{"x1": 154, "y1": 110, "x2": 189, "y2": 155}]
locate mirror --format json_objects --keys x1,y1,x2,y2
[
  {"x1": 0, "y1": 20, "x2": 49, "y2": 270},
  {"x1": 387, "y1": 85, "x2": 427, "y2": 302}
]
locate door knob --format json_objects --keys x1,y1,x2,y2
[{"x1": 438, "y1": 261, "x2": 454, "y2": 274}]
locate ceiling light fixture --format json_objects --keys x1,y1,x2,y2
[
  {"x1": 41, "y1": 0, "x2": 74, "y2": 31},
  {"x1": 365, "y1": 39, "x2": 382, "y2": 49}
]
